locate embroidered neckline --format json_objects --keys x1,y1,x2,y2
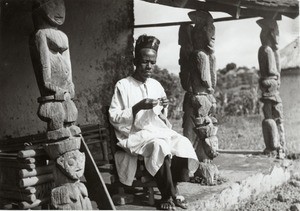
[{"x1": 129, "y1": 75, "x2": 149, "y2": 85}]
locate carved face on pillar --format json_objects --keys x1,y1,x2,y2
[
  {"x1": 204, "y1": 19, "x2": 215, "y2": 52},
  {"x1": 56, "y1": 150, "x2": 86, "y2": 180},
  {"x1": 189, "y1": 11, "x2": 215, "y2": 52},
  {"x1": 257, "y1": 19, "x2": 279, "y2": 50},
  {"x1": 32, "y1": 0, "x2": 66, "y2": 28}
]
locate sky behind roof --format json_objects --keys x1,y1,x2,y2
[{"x1": 134, "y1": 0, "x2": 299, "y2": 75}]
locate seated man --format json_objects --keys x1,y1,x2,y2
[{"x1": 109, "y1": 34, "x2": 199, "y2": 210}]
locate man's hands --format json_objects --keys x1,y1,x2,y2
[
  {"x1": 132, "y1": 98, "x2": 158, "y2": 116},
  {"x1": 158, "y1": 97, "x2": 169, "y2": 108},
  {"x1": 132, "y1": 97, "x2": 169, "y2": 116}
]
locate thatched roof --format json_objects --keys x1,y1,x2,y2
[
  {"x1": 280, "y1": 37, "x2": 300, "y2": 70},
  {"x1": 142, "y1": 0, "x2": 299, "y2": 19}
]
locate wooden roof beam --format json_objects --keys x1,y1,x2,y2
[
  {"x1": 141, "y1": 0, "x2": 299, "y2": 18},
  {"x1": 134, "y1": 16, "x2": 255, "y2": 28},
  {"x1": 239, "y1": 8, "x2": 282, "y2": 19},
  {"x1": 206, "y1": 0, "x2": 299, "y2": 18}
]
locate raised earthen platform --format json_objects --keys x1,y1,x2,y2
[
  {"x1": 1, "y1": 152, "x2": 298, "y2": 210},
  {"x1": 115, "y1": 152, "x2": 300, "y2": 210}
]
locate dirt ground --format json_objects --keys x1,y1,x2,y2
[
  {"x1": 170, "y1": 115, "x2": 300, "y2": 211},
  {"x1": 235, "y1": 180, "x2": 300, "y2": 211}
]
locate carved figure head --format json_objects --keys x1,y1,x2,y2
[
  {"x1": 189, "y1": 11, "x2": 215, "y2": 52},
  {"x1": 32, "y1": 0, "x2": 65, "y2": 28},
  {"x1": 56, "y1": 150, "x2": 85, "y2": 180},
  {"x1": 193, "y1": 122, "x2": 218, "y2": 159},
  {"x1": 133, "y1": 35, "x2": 160, "y2": 82},
  {"x1": 204, "y1": 136, "x2": 218, "y2": 159},
  {"x1": 257, "y1": 18, "x2": 279, "y2": 50}
]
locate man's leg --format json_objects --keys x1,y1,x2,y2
[
  {"x1": 171, "y1": 156, "x2": 189, "y2": 209},
  {"x1": 153, "y1": 156, "x2": 189, "y2": 210},
  {"x1": 171, "y1": 156, "x2": 189, "y2": 184},
  {"x1": 154, "y1": 156, "x2": 176, "y2": 210},
  {"x1": 154, "y1": 155, "x2": 176, "y2": 200}
]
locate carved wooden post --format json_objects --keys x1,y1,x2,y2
[
  {"x1": 257, "y1": 18, "x2": 286, "y2": 159},
  {"x1": 186, "y1": 11, "x2": 219, "y2": 185},
  {"x1": 29, "y1": 0, "x2": 92, "y2": 209},
  {"x1": 178, "y1": 23, "x2": 198, "y2": 149}
]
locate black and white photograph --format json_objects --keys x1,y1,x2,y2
[{"x1": 0, "y1": 0, "x2": 299, "y2": 210}]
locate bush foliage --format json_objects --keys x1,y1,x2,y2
[
  {"x1": 151, "y1": 65, "x2": 184, "y2": 119},
  {"x1": 152, "y1": 63, "x2": 261, "y2": 120}
]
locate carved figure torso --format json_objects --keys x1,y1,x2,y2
[
  {"x1": 29, "y1": 28, "x2": 74, "y2": 98},
  {"x1": 51, "y1": 182, "x2": 92, "y2": 210},
  {"x1": 258, "y1": 45, "x2": 281, "y2": 103},
  {"x1": 258, "y1": 46, "x2": 280, "y2": 78},
  {"x1": 29, "y1": 27, "x2": 77, "y2": 130},
  {"x1": 190, "y1": 50, "x2": 216, "y2": 95}
]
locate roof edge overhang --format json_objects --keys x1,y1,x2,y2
[{"x1": 141, "y1": 0, "x2": 299, "y2": 19}]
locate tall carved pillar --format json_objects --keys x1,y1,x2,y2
[
  {"x1": 178, "y1": 23, "x2": 198, "y2": 149},
  {"x1": 186, "y1": 11, "x2": 219, "y2": 185},
  {"x1": 257, "y1": 18, "x2": 286, "y2": 159},
  {"x1": 29, "y1": 0, "x2": 92, "y2": 209}
]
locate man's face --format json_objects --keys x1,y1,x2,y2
[{"x1": 134, "y1": 48, "x2": 157, "y2": 82}]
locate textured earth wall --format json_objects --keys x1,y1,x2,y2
[{"x1": 0, "y1": 0, "x2": 134, "y2": 139}]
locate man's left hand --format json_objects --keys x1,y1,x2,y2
[{"x1": 159, "y1": 97, "x2": 169, "y2": 108}]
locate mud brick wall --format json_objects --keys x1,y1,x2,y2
[{"x1": 0, "y1": 0, "x2": 134, "y2": 139}]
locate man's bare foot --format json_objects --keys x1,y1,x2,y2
[
  {"x1": 160, "y1": 198, "x2": 175, "y2": 210},
  {"x1": 173, "y1": 195, "x2": 188, "y2": 209}
]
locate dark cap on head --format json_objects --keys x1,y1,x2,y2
[
  {"x1": 135, "y1": 35, "x2": 160, "y2": 53},
  {"x1": 256, "y1": 18, "x2": 278, "y2": 30},
  {"x1": 188, "y1": 10, "x2": 213, "y2": 26}
]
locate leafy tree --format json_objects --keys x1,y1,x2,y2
[
  {"x1": 151, "y1": 65, "x2": 183, "y2": 98},
  {"x1": 226, "y1": 62, "x2": 237, "y2": 72},
  {"x1": 219, "y1": 62, "x2": 237, "y2": 75},
  {"x1": 151, "y1": 65, "x2": 184, "y2": 119}
]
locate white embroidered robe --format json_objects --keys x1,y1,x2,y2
[{"x1": 109, "y1": 76, "x2": 199, "y2": 186}]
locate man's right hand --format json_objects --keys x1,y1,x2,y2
[{"x1": 132, "y1": 98, "x2": 159, "y2": 116}]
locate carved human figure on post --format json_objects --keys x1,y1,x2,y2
[
  {"x1": 29, "y1": 0, "x2": 92, "y2": 209},
  {"x1": 187, "y1": 11, "x2": 219, "y2": 185},
  {"x1": 29, "y1": 0, "x2": 81, "y2": 140},
  {"x1": 257, "y1": 18, "x2": 286, "y2": 158},
  {"x1": 45, "y1": 138, "x2": 92, "y2": 210}
]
